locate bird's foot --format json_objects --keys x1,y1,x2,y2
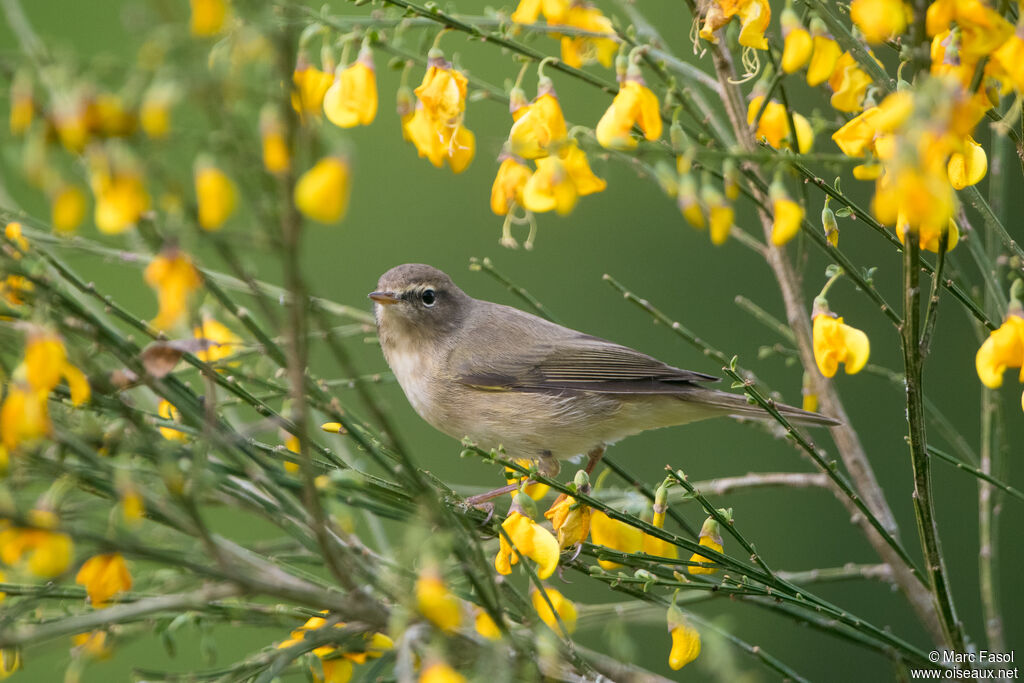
[{"x1": 584, "y1": 445, "x2": 606, "y2": 474}]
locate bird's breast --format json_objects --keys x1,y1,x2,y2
[{"x1": 382, "y1": 338, "x2": 439, "y2": 422}]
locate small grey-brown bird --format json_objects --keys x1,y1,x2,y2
[{"x1": 370, "y1": 264, "x2": 837, "y2": 481}]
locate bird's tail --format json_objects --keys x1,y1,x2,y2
[{"x1": 680, "y1": 388, "x2": 840, "y2": 428}]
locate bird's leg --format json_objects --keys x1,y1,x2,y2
[
  {"x1": 464, "y1": 482, "x2": 520, "y2": 509},
  {"x1": 584, "y1": 445, "x2": 606, "y2": 474}
]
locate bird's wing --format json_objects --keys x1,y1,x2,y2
[{"x1": 451, "y1": 306, "x2": 718, "y2": 394}]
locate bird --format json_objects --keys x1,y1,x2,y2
[{"x1": 370, "y1": 263, "x2": 837, "y2": 487}]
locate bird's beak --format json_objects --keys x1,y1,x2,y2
[{"x1": 368, "y1": 291, "x2": 400, "y2": 305}]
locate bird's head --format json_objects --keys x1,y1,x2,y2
[{"x1": 369, "y1": 264, "x2": 473, "y2": 339}]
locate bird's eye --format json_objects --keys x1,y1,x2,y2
[{"x1": 420, "y1": 288, "x2": 437, "y2": 307}]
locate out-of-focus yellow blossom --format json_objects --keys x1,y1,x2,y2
[
  {"x1": 9, "y1": 73, "x2": 33, "y2": 136},
  {"x1": 22, "y1": 328, "x2": 90, "y2": 405},
  {"x1": 770, "y1": 183, "x2": 805, "y2": 246},
  {"x1": 896, "y1": 214, "x2": 959, "y2": 253},
  {"x1": 699, "y1": 0, "x2": 771, "y2": 49},
  {"x1": 415, "y1": 568, "x2": 462, "y2": 633},
  {"x1": 991, "y1": 24, "x2": 1024, "y2": 93},
  {"x1": 510, "y1": 0, "x2": 569, "y2": 23},
  {"x1": 90, "y1": 162, "x2": 151, "y2": 235},
  {"x1": 88, "y1": 93, "x2": 137, "y2": 138},
  {"x1": 0, "y1": 510, "x2": 73, "y2": 578},
  {"x1": 193, "y1": 317, "x2": 242, "y2": 363},
  {"x1": 508, "y1": 85, "x2": 567, "y2": 159},
  {"x1": 53, "y1": 98, "x2": 91, "y2": 153},
  {"x1": 140, "y1": 84, "x2": 176, "y2": 139},
  {"x1": 555, "y1": 4, "x2": 618, "y2": 68},
  {"x1": 121, "y1": 486, "x2": 145, "y2": 526},
  {"x1": 828, "y1": 52, "x2": 876, "y2": 113},
  {"x1": 3, "y1": 221, "x2": 28, "y2": 255},
  {"x1": 806, "y1": 22, "x2": 842, "y2": 86},
  {"x1": 780, "y1": 5, "x2": 812, "y2": 73},
  {"x1": 324, "y1": 46, "x2": 378, "y2": 128},
  {"x1": 260, "y1": 107, "x2": 290, "y2": 174},
  {"x1": 292, "y1": 58, "x2": 333, "y2": 119},
  {"x1": 872, "y1": 160, "x2": 956, "y2": 241},
  {"x1": 277, "y1": 612, "x2": 392, "y2": 680},
  {"x1": 677, "y1": 174, "x2": 705, "y2": 228},
  {"x1": 667, "y1": 607, "x2": 701, "y2": 670},
  {"x1": 812, "y1": 310, "x2": 870, "y2": 377},
  {"x1": 294, "y1": 156, "x2": 351, "y2": 223},
  {"x1": 532, "y1": 586, "x2": 577, "y2": 635},
  {"x1": 503, "y1": 459, "x2": 549, "y2": 499},
  {"x1": 0, "y1": 648, "x2": 19, "y2": 677},
  {"x1": 72, "y1": 631, "x2": 112, "y2": 659},
  {"x1": 145, "y1": 249, "x2": 201, "y2": 331},
  {"x1": 596, "y1": 70, "x2": 662, "y2": 150},
  {"x1": 747, "y1": 96, "x2": 814, "y2": 153},
  {"x1": 491, "y1": 156, "x2": 533, "y2": 216},
  {"x1": 688, "y1": 517, "x2": 724, "y2": 575},
  {"x1": 851, "y1": 0, "x2": 909, "y2": 44},
  {"x1": 76, "y1": 553, "x2": 132, "y2": 607},
  {"x1": 702, "y1": 184, "x2": 733, "y2": 246},
  {"x1": 283, "y1": 434, "x2": 301, "y2": 473},
  {"x1": 947, "y1": 136, "x2": 987, "y2": 189},
  {"x1": 420, "y1": 662, "x2": 466, "y2": 683},
  {"x1": 157, "y1": 399, "x2": 186, "y2": 441},
  {"x1": 474, "y1": 608, "x2": 501, "y2": 640},
  {"x1": 195, "y1": 162, "x2": 237, "y2": 231},
  {"x1": 404, "y1": 54, "x2": 475, "y2": 173},
  {"x1": 190, "y1": 0, "x2": 230, "y2": 36},
  {"x1": 975, "y1": 305, "x2": 1024, "y2": 395},
  {"x1": 590, "y1": 509, "x2": 642, "y2": 569},
  {"x1": 494, "y1": 507, "x2": 560, "y2": 579},
  {"x1": 0, "y1": 383, "x2": 49, "y2": 450},
  {"x1": 928, "y1": 0, "x2": 1012, "y2": 64},
  {"x1": 50, "y1": 184, "x2": 87, "y2": 233},
  {"x1": 544, "y1": 493, "x2": 591, "y2": 549}
]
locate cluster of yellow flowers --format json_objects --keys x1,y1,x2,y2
[{"x1": 276, "y1": 611, "x2": 394, "y2": 683}]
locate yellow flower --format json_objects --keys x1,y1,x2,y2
[
  {"x1": 544, "y1": 493, "x2": 591, "y2": 549},
  {"x1": 76, "y1": 553, "x2": 132, "y2": 607},
  {"x1": 260, "y1": 107, "x2": 290, "y2": 174},
  {"x1": 294, "y1": 156, "x2": 352, "y2": 224},
  {"x1": 157, "y1": 399, "x2": 186, "y2": 441},
  {"x1": 121, "y1": 487, "x2": 145, "y2": 526},
  {"x1": 975, "y1": 312, "x2": 1024, "y2": 390},
  {"x1": 89, "y1": 93, "x2": 137, "y2": 138},
  {"x1": 420, "y1": 662, "x2": 466, "y2": 683},
  {"x1": 780, "y1": 5, "x2": 812, "y2": 73},
  {"x1": 991, "y1": 25, "x2": 1024, "y2": 93},
  {"x1": 688, "y1": 517, "x2": 724, "y2": 575},
  {"x1": 812, "y1": 312, "x2": 870, "y2": 377},
  {"x1": 292, "y1": 58, "x2": 333, "y2": 119},
  {"x1": 415, "y1": 568, "x2": 462, "y2": 633},
  {"x1": 51, "y1": 184, "x2": 87, "y2": 234},
  {"x1": 278, "y1": 612, "x2": 392, "y2": 674},
  {"x1": 90, "y1": 166, "x2": 151, "y2": 235},
  {"x1": 851, "y1": 0, "x2": 909, "y2": 43},
  {"x1": 806, "y1": 29, "x2": 842, "y2": 86},
  {"x1": 324, "y1": 47, "x2": 378, "y2": 128},
  {"x1": 190, "y1": 0, "x2": 230, "y2": 36},
  {"x1": 561, "y1": 141, "x2": 606, "y2": 195},
  {"x1": 474, "y1": 608, "x2": 501, "y2": 640},
  {"x1": 510, "y1": 0, "x2": 569, "y2": 23},
  {"x1": 195, "y1": 162, "x2": 237, "y2": 231},
  {"x1": 828, "y1": 52, "x2": 876, "y2": 113},
  {"x1": 405, "y1": 55, "x2": 476, "y2": 173},
  {"x1": 23, "y1": 328, "x2": 91, "y2": 406},
  {"x1": 770, "y1": 182, "x2": 805, "y2": 246},
  {"x1": 641, "y1": 507, "x2": 678, "y2": 559},
  {"x1": 896, "y1": 214, "x2": 959, "y2": 253},
  {"x1": 140, "y1": 84, "x2": 176, "y2": 140},
  {"x1": 0, "y1": 648, "x2": 19, "y2": 678},
  {"x1": 503, "y1": 460, "x2": 550, "y2": 499},
  {"x1": 144, "y1": 248, "x2": 202, "y2": 332},
  {"x1": 555, "y1": 4, "x2": 618, "y2": 68},
  {"x1": 491, "y1": 157, "x2": 533, "y2": 216},
  {"x1": 508, "y1": 88, "x2": 568, "y2": 159},
  {"x1": 947, "y1": 136, "x2": 987, "y2": 189},
  {"x1": 494, "y1": 509, "x2": 560, "y2": 579},
  {"x1": 531, "y1": 586, "x2": 577, "y2": 636},
  {"x1": 0, "y1": 512, "x2": 73, "y2": 578},
  {"x1": 747, "y1": 96, "x2": 814, "y2": 153},
  {"x1": 677, "y1": 174, "x2": 705, "y2": 228},
  {"x1": 193, "y1": 317, "x2": 242, "y2": 362},
  {"x1": 667, "y1": 609, "x2": 701, "y2": 670},
  {"x1": 319, "y1": 659, "x2": 354, "y2": 683},
  {"x1": 700, "y1": 0, "x2": 770, "y2": 49},
  {"x1": 589, "y1": 509, "x2": 642, "y2": 570},
  {"x1": 9, "y1": 74, "x2": 32, "y2": 136},
  {"x1": 522, "y1": 156, "x2": 578, "y2": 215},
  {"x1": 595, "y1": 76, "x2": 662, "y2": 151},
  {"x1": 703, "y1": 188, "x2": 734, "y2": 246},
  {"x1": 0, "y1": 384, "x2": 50, "y2": 450},
  {"x1": 72, "y1": 631, "x2": 112, "y2": 659}
]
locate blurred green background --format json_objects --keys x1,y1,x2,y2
[{"x1": 1, "y1": 0, "x2": 1020, "y2": 680}]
